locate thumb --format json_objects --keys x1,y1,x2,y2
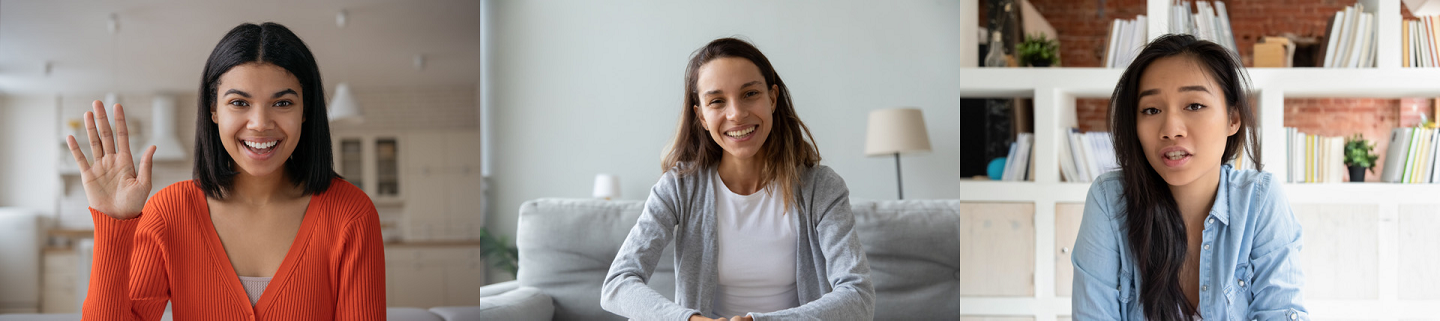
[{"x1": 137, "y1": 145, "x2": 156, "y2": 186}]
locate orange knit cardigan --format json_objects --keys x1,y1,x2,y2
[{"x1": 82, "y1": 178, "x2": 386, "y2": 320}]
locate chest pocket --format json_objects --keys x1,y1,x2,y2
[{"x1": 1225, "y1": 262, "x2": 1255, "y2": 320}]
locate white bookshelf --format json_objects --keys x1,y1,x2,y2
[{"x1": 957, "y1": 1, "x2": 1439, "y2": 320}]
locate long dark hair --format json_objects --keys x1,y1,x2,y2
[
  {"x1": 1108, "y1": 34, "x2": 1260, "y2": 320},
  {"x1": 662, "y1": 37, "x2": 821, "y2": 208},
  {"x1": 194, "y1": 22, "x2": 337, "y2": 199}
]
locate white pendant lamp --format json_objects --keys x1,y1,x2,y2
[
  {"x1": 328, "y1": 83, "x2": 363, "y2": 124},
  {"x1": 146, "y1": 95, "x2": 187, "y2": 161}
]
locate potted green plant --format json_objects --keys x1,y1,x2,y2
[
  {"x1": 1017, "y1": 33, "x2": 1060, "y2": 67},
  {"x1": 1344, "y1": 133, "x2": 1379, "y2": 182},
  {"x1": 479, "y1": 228, "x2": 519, "y2": 279}
]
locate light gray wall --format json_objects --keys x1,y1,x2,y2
[{"x1": 487, "y1": 0, "x2": 974, "y2": 283}]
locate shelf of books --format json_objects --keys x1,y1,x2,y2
[{"x1": 959, "y1": 1, "x2": 1440, "y2": 320}]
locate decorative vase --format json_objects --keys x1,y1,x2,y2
[{"x1": 1348, "y1": 166, "x2": 1366, "y2": 182}]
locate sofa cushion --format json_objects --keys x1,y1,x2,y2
[
  {"x1": 516, "y1": 199, "x2": 675, "y2": 321},
  {"x1": 851, "y1": 200, "x2": 961, "y2": 320},
  {"x1": 387, "y1": 307, "x2": 444, "y2": 321}
]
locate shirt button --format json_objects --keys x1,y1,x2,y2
[
  {"x1": 1207, "y1": 218, "x2": 1214, "y2": 224},
  {"x1": 1203, "y1": 244, "x2": 1210, "y2": 250},
  {"x1": 1201, "y1": 285, "x2": 1208, "y2": 291},
  {"x1": 1291, "y1": 313, "x2": 1298, "y2": 319},
  {"x1": 1239, "y1": 279, "x2": 1246, "y2": 286}
]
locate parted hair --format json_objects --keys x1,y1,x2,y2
[
  {"x1": 194, "y1": 22, "x2": 338, "y2": 199},
  {"x1": 662, "y1": 37, "x2": 821, "y2": 209}
]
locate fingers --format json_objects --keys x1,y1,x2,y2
[
  {"x1": 65, "y1": 135, "x2": 92, "y2": 172},
  {"x1": 137, "y1": 145, "x2": 156, "y2": 186},
  {"x1": 114, "y1": 104, "x2": 132, "y2": 157},
  {"x1": 84, "y1": 111, "x2": 104, "y2": 159},
  {"x1": 92, "y1": 101, "x2": 116, "y2": 157}
]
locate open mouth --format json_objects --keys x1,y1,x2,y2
[
  {"x1": 724, "y1": 125, "x2": 758, "y2": 140},
  {"x1": 1160, "y1": 148, "x2": 1192, "y2": 167},
  {"x1": 240, "y1": 138, "x2": 281, "y2": 158}
]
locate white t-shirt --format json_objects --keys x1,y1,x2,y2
[{"x1": 711, "y1": 171, "x2": 800, "y2": 318}]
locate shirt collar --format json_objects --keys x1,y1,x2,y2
[{"x1": 1208, "y1": 164, "x2": 1233, "y2": 225}]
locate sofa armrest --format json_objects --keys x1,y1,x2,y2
[
  {"x1": 478, "y1": 280, "x2": 519, "y2": 298},
  {"x1": 432, "y1": 286, "x2": 553, "y2": 321}
]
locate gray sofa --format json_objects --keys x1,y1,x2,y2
[{"x1": 475, "y1": 198, "x2": 960, "y2": 320}]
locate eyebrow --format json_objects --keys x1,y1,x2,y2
[
  {"x1": 272, "y1": 89, "x2": 298, "y2": 99},
  {"x1": 702, "y1": 81, "x2": 764, "y2": 96},
  {"x1": 1137, "y1": 85, "x2": 1209, "y2": 98},
  {"x1": 222, "y1": 88, "x2": 298, "y2": 99}
]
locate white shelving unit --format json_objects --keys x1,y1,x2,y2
[{"x1": 957, "y1": 1, "x2": 1440, "y2": 320}]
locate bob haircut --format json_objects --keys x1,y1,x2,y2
[{"x1": 194, "y1": 22, "x2": 337, "y2": 199}]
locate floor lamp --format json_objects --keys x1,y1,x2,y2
[{"x1": 865, "y1": 108, "x2": 932, "y2": 200}]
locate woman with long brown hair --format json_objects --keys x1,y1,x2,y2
[
  {"x1": 600, "y1": 37, "x2": 874, "y2": 321},
  {"x1": 1071, "y1": 34, "x2": 1306, "y2": 320}
]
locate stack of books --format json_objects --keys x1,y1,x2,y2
[
  {"x1": 1322, "y1": 3, "x2": 1377, "y2": 68},
  {"x1": 1379, "y1": 126, "x2": 1440, "y2": 183},
  {"x1": 1104, "y1": 15, "x2": 1148, "y2": 69},
  {"x1": 1403, "y1": 14, "x2": 1440, "y2": 67},
  {"x1": 1001, "y1": 133, "x2": 1034, "y2": 181},
  {"x1": 1285, "y1": 128, "x2": 1347, "y2": 183},
  {"x1": 1169, "y1": 1, "x2": 1237, "y2": 54},
  {"x1": 1059, "y1": 129, "x2": 1119, "y2": 183},
  {"x1": 1107, "y1": 1, "x2": 1237, "y2": 69}
]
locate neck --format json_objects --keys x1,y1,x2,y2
[
  {"x1": 717, "y1": 152, "x2": 765, "y2": 195},
  {"x1": 1168, "y1": 165, "x2": 1224, "y2": 222},
  {"x1": 227, "y1": 165, "x2": 302, "y2": 207}
]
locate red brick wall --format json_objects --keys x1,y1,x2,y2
[{"x1": 1011, "y1": 0, "x2": 1424, "y2": 181}]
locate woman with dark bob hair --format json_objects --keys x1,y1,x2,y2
[
  {"x1": 67, "y1": 22, "x2": 384, "y2": 320},
  {"x1": 1071, "y1": 34, "x2": 1307, "y2": 320},
  {"x1": 601, "y1": 37, "x2": 873, "y2": 321}
]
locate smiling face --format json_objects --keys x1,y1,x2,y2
[
  {"x1": 211, "y1": 62, "x2": 304, "y2": 178},
  {"x1": 1135, "y1": 55, "x2": 1240, "y2": 188},
  {"x1": 694, "y1": 57, "x2": 779, "y2": 162}
]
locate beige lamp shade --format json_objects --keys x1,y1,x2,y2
[{"x1": 865, "y1": 108, "x2": 932, "y2": 156}]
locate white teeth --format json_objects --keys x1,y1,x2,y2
[
  {"x1": 243, "y1": 140, "x2": 277, "y2": 149},
  {"x1": 725, "y1": 126, "x2": 756, "y2": 138},
  {"x1": 1165, "y1": 151, "x2": 1189, "y2": 159}
]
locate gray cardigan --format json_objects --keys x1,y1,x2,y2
[{"x1": 600, "y1": 164, "x2": 875, "y2": 321}]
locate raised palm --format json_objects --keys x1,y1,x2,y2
[{"x1": 65, "y1": 101, "x2": 156, "y2": 220}]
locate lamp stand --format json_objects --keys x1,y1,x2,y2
[{"x1": 894, "y1": 152, "x2": 904, "y2": 200}]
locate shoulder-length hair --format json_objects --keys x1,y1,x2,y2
[
  {"x1": 1108, "y1": 34, "x2": 1260, "y2": 320},
  {"x1": 194, "y1": 22, "x2": 337, "y2": 199},
  {"x1": 662, "y1": 37, "x2": 821, "y2": 207}
]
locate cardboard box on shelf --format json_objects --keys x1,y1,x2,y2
[{"x1": 1255, "y1": 36, "x2": 1296, "y2": 68}]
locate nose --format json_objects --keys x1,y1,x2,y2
[
  {"x1": 725, "y1": 100, "x2": 749, "y2": 122},
  {"x1": 245, "y1": 106, "x2": 275, "y2": 131},
  {"x1": 1159, "y1": 109, "x2": 1185, "y2": 140}
]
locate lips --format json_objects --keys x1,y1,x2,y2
[
  {"x1": 1158, "y1": 146, "x2": 1192, "y2": 168},
  {"x1": 723, "y1": 125, "x2": 758, "y2": 140},
  {"x1": 239, "y1": 138, "x2": 282, "y2": 160}
]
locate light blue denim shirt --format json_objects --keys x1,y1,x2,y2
[{"x1": 1072, "y1": 165, "x2": 1308, "y2": 320}]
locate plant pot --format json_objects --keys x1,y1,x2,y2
[{"x1": 1348, "y1": 166, "x2": 1366, "y2": 182}]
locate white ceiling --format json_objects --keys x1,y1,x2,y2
[{"x1": 0, "y1": 0, "x2": 480, "y2": 95}]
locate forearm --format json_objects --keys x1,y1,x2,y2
[
  {"x1": 81, "y1": 208, "x2": 142, "y2": 321},
  {"x1": 748, "y1": 284, "x2": 872, "y2": 321}
]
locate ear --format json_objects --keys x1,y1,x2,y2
[
  {"x1": 1227, "y1": 108, "x2": 1241, "y2": 136},
  {"x1": 211, "y1": 109, "x2": 218, "y2": 124},
  {"x1": 693, "y1": 105, "x2": 705, "y2": 131},
  {"x1": 769, "y1": 84, "x2": 779, "y2": 112}
]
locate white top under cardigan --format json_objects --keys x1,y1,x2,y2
[
  {"x1": 600, "y1": 164, "x2": 874, "y2": 321},
  {"x1": 710, "y1": 170, "x2": 799, "y2": 317}
]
